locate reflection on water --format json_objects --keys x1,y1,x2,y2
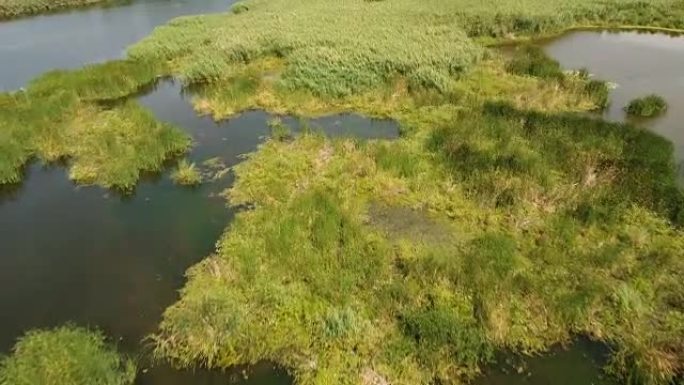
[{"x1": 544, "y1": 30, "x2": 684, "y2": 182}]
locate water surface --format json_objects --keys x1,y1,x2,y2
[
  {"x1": 544, "y1": 30, "x2": 684, "y2": 181},
  {"x1": 0, "y1": 0, "x2": 233, "y2": 90}
]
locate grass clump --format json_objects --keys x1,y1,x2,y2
[
  {"x1": 0, "y1": 325, "x2": 136, "y2": 385},
  {"x1": 0, "y1": 0, "x2": 109, "y2": 20},
  {"x1": 625, "y1": 94, "x2": 668, "y2": 118},
  {"x1": 64, "y1": 102, "x2": 190, "y2": 190},
  {"x1": 171, "y1": 159, "x2": 202, "y2": 186},
  {"x1": 0, "y1": 59, "x2": 189, "y2": 189},
  {"x1": 231, "y1": 1, "x2": 248, "y2": 14},
  {"x1": 268, "y1": 118, "x2": 292, "y2": 141},
  {"x1": 506, "y1": 45, "x2": 564, "y2": 80}
]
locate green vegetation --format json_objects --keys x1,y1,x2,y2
[
  {"x1": 231, "y1": 1, "x2": 248, "y2": 14},
  {"x1": 0, "y1": 325, "x2": 136, "y2": 385},
  {"x1": 156, "y1": 104, "x2": 684, "y2": 384},
  {"x1": 2, "y1": 0, "x2": 684, "y2": 384},
  {"x1": 0, "y1": 59, "x2": 189, "y2": 190},
  {"x1": 129, "y1": 0, "x2": 684, "y2": 96},
  {"x1": 0, "y1": 0, "x2": 111, "y2": 19},
  {"x1": 506, "y1": 45, "x2": 564, "y2": 80},
  {"x1": 171, "y1": 159, "x2": 203, "y2": 186},
  {"x1": 625, "y1": 94, "x2": 668, "y2": 118},
  {"x1": 120, "y1": 3, "x2": 683, "y2": 383},
  {"x1": 268, "y1": 118, "x2": 293, "y2": 141}
]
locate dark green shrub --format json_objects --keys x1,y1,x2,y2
[{"x1": 625, "y1": 94, "x2": 668, "y2": 118}]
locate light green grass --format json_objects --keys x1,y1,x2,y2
[
  {"x1": 129, "y1": 0, "x2": 684, "y2": 97},
  {"x1": 0, "y1": 90, "x2": 190, "y2": 189},
  {"x1": 0, "y1": 60, "x2": 189, "y2": 189},
  {"x1": 0, "y1": 0, "x2": 112, "y2": 19},
  {"x1": 0, "y1": 325, "x2": 136, "y2": 385}
]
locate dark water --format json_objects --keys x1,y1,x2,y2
[
  {"x1": 0, "y1": 0, "x2": 234, "y2": 90},
  {"x1": 0, "y1": 78, "x2": 397, "y2": 384},
  {"x1": 544, "y1": 30, "x2": 684, "y2": 181},
  {"x1": 475, "y1": 338, "x2": 617, "y2": 385}
]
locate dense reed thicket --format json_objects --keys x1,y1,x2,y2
[
  {"x1": 0, "y1": 325, "x2": 136, "y2": 385},
  {"x1": 129, "y1": 0, "x2": 684, "y2": 97},
  {"x1": 0, "y1": 0, "x2": 109, "y2": 19}
]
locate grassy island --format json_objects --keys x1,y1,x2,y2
[
  {"x1": 625, "y1": 95, "x2": 669, "y2": 118},
  {"x1": 1, "y1": 0, "x2": 683, "y2": 384}
]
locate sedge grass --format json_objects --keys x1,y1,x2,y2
[
  {"x1": 171, "y1": 159, "x2": 203, "y2": 186},
  {"x1": 0, "y1": 325, "x2": 136, "y2": 385},
  {"x1": 625, "y1": 94, "x2": 668, "y2": 118}
]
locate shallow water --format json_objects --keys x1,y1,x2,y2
[
  {"x1": 543, "y1": 30, "x2": 684, "y2": 181},
  {"x1": 0, "y1": 0, "x2": 233, "y2": 90}
]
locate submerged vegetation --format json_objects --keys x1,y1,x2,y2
[
  {"x1": 625, "y1": 94, "x2": 668, "y2": 118},
  {"x1": 0, "y1": 0, "x2": 110, "y2": 20},
  {"x1": 1, "y1": 0, "x2": 684, "y2": 384},
  {"x1": 0, "y1": 325, "x2": 136, "y2": 385}
]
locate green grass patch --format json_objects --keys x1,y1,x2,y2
[
  {"x1": 0, "y1": 325, "x2": 136, "y2": 385},
  {"x1": 0, "y1": 0, "x2": 111, "y2": 19},
  {"x1": 28, "y1": 59, "x2": 164, "y2": 102},
  {"x1": 171, "y1": 159, "x2": 203, "y2": 186},
  {"x1": 0, "y1": 90, "x2": 190, "y2": 189},
  {"x1": 0, "y1": 59, "x2": 188, "y2": 189},
  {"x1": 154, "y1": 91, "x2": 684, "y2": 385},
  {"x1": 625, "y1": 94, "x2": 668, "y2": 118}
]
